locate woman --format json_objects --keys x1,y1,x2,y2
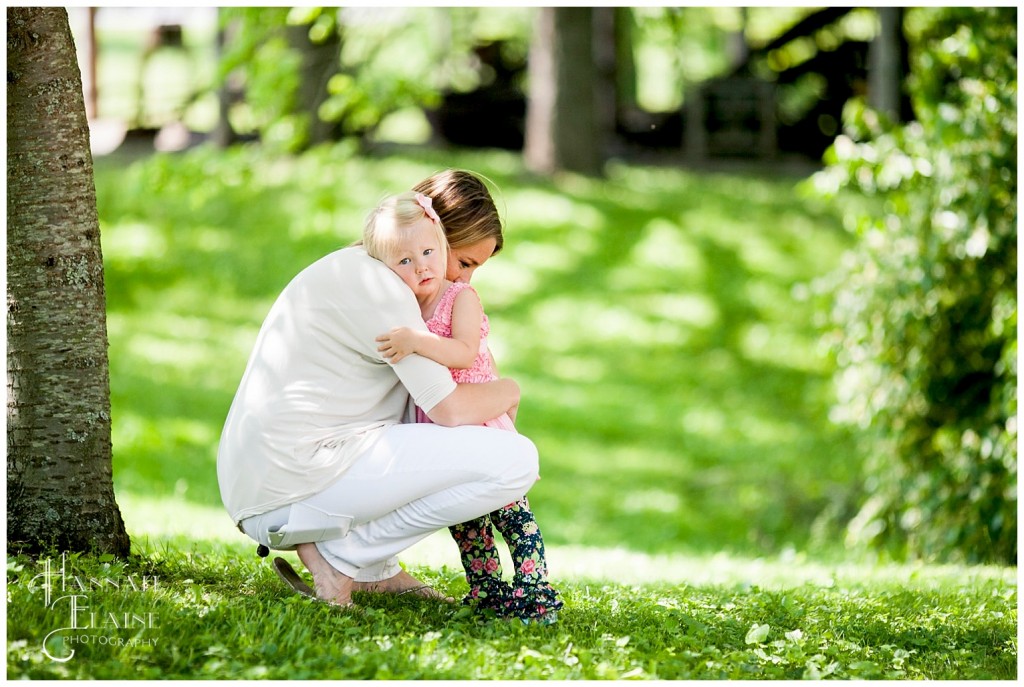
[
  {"x1": 413, "y1": 169, "x2": 504, "y2": 286},
  {"x1": 217, "y1": 170, "x2": 538, "y2": 607}
]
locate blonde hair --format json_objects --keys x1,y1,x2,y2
[
  {"x1": 412, "y1": 169, "x2": 503, "y2": 254},
  {"x1": 363, "y1": 191, "x2": 448, "y2": 267}
]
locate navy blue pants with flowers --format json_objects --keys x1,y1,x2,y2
[{"x1": 449, "y1": 496, "x2": 562, "y2": 621}]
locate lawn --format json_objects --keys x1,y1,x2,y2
[
  {"x1": 6, "y1": 144, "x2": 1017, "y2": 679},
  {"x1": 7, "y1": 543, "x2": 1015, "y2": 679}
]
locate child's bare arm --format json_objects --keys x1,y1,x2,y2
[
  {"x1": 446, "y1": 288, "x2": 483, "y2": 368},
  {"x1": 377, "y1": 290, "x2": 481, "y2": 367}
]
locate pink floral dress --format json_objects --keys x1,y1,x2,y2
[
  {"x1": 415, "y1": 281, "x2": 515, "y2": 431},
  {"x1": 415, "y1": 281, "x2": 561, "y2": 623}
]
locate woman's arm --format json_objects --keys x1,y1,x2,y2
[
  {"x1": 445, "y1": 288, "x2": 484, "y2": 367},
  {"x1": 427, "y1": 377, "x2": 520, "y2": 427}
]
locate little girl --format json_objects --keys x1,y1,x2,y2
[{"x1": 364, "y1": 191, "x2": 561, "y2": 624}]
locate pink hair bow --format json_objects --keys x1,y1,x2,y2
[{"x1": 415, "y1": 193, "x2": 441, "y2": 224}]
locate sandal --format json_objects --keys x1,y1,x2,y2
[
  {"x1": 273, "y1": 556, "x2": 316, "y2": 598},
  {"x1": 396, "y1": 584, "x2": 455, "y2": 602}
]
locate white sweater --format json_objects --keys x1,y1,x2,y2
[{"x1": 217, "y1": 246, "x2": 457, "y2": 523}]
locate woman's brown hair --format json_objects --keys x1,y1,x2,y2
[{"x1": 412, "y1": 169, "x2": 503, "y2": 254}]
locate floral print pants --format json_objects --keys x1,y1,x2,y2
[{"x1": 448, "y1": 496, "x2": 562, "y2": 621}]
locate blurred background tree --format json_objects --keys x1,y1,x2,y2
[
  {"x1": 523, "y1": 7, "x2": 602, "y2": 176},
  {"x1": 77, "y1": 8, "x2": 895, "y2": 165},
  {"x1": 810, "y1": 6, "x2": 1017, "y2": 564},
  {"x1": 190, "y1": 7, "x2": 886, "y2": 166}
]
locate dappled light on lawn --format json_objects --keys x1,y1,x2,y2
[{"x1": 112, "y1": 492, "x2": 1016, "y2": 594}]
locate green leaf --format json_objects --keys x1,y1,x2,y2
[{"x1": 745, "y1": 623, "x2": 771, "y2": 644}]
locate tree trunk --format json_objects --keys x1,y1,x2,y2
[
  {"x1": 612, "y1": 8, "x2": 638, "y2": 116},
  {"x1": 868, "y1": 7, "x2": 905, "y2": 122},
  {"x1": 593, "y1": 7, "x2": 618, "y2": 149},
  {"x1": 7, "y1": 6, "x2": 130, "y2": 556},
  {"x1": 285, "y1": 21, "x2": 342, "y2": 148},
  {"x1": 524, "y1": 7, "x2": 603, "y2": 176},
  {"x1": 212, "y1": 9, "x2": 239, "y2": 148}
]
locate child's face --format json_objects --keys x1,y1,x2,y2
[{"x1": 388, "y1": 216, "x2": 447, "y2": 301}]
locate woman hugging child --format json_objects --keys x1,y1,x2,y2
[{"x1": 364, "y1": 191, "x2": 562, "y2": 624}]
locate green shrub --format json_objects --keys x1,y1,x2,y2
[{"x1": 810, "y1": 7, "x2": 1016, "y2": 563}]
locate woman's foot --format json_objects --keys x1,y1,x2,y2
[
  {"x1": 295, "y1": 542, "x2": 355, "y2": 607},
  {"x1": 353, "y1": 570, "x2": 454, "y2": 602}
]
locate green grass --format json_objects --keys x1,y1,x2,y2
[
  {"x1": 5, "y1": 144, "x2": 1016, "y2": 678},
  {"x1": 7, "y1": 545, "x2": 1016, "y2": 679}
]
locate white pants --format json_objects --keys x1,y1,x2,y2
[{"x1": 241, "y1": 423, "x2": 539, "y2": 581}]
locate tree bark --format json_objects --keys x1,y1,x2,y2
[
  {"x1": 7, "y1": 6, "x2": 130, "y2": 556},
  {"x1": 524, "y1": 7, "x2": 603, "y2": 176}
]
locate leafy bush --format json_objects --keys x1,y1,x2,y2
[{"x1": 810, "y1": 7, "x2": 1016, "y2": 563}]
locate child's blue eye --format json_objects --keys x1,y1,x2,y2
[{"x1": 399, "y1": 258, "x2": 411, "y2": 265}]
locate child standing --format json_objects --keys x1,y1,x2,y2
[{"x1": 364, "y1": 191, "x2": 562, "y2": 624}]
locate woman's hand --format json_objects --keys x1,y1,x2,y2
[{"x1": 376, "y1": 327, "x2": 423, "y2": 364}]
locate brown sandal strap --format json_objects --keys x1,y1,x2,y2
[{"x1": 273, "y1": 557, "x2": 316, "y2": 598}]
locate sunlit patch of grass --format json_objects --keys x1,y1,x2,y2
[{"x1": 115, "y1": 492, "x2": 248, "y2": 549}]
